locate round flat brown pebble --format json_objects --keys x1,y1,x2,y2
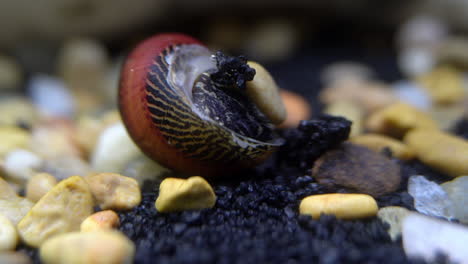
[{"x1": 312, "y1": 142, "x2": 401, "y2": 197}]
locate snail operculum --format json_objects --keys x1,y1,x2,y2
[{"x1": 147, "y1": 44, "x2": 281, "y2": 162}]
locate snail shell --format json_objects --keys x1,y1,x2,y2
[{"x1": 118, "y1": 33, "x2": 281, "y2": 176}]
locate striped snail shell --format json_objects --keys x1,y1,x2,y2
[{"x1": 118, "y1": 33, "x2": 282, "y2": 176}]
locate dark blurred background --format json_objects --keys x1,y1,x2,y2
[{"x1": 1, "y1": 0, "x2": 467, "y2": 116}]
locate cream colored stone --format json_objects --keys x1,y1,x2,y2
[
  {"x1": 26, "y1": 173, "x2": 57, "y2": 203},
  {"x1": 91, "y1": 123, "x2": 142, "y2": 173},
  {"x1": 0, "y1": 127, "x2": 30, "y2": 157},
  {"x1": 0, "y1": 252, "x2": 32, "y2": 264},
  {"x1": 377, "y1": 206, "x2": 411, "y2": 241},
  {"x1": 0, "y1": 177, "x2": 17, "y2": 200},
  {"x1": 0, "y1": 178, "x2": 33, "y2": 225},
  {"x1": 278, "y1": 89, "x2": 312, "y2": 128},
  {"x1": 0, "y1": 214, "x2": 18, "y2": 251},
  {"x1": 80, "y1": 210, "x2": 120, "y2": 232},
  {"x1": 156, "y1": 176, "x2": 216, "y2": 213},
  {"x1": 442, "y1": 176, "x2": 468, "y2": 224},
  {"x1": 122, "y1": 155, "x2": 170, "y2": 187},
  {"x1": 57, "y1": 38, "x2": 110, "y2": 113},
  {"x1": 320, "y1": 78, "x2": 397, "y2": 113},
  {"x1": 86, "y1": 173, "x2": 140, "y2": 210},
  {"x1": 246, "y1": 61, "x2": 286, "y2": 124},
  {"x1": 299, "y1": 193, "x2": 378, "y2": 220},
  {"x1": 349, "y1": 133, "x2": 415, "y2": 160},
  {"x1": 404, "y1": 129, "x2": 468, "y2": 177},
  {"x1": 324, "y1": 100, "x2": 364, "y2": 136},
  {"x1": 0, "y1": 97, "x2": 37, "y2": 127},
  {"x1": 17, "y1": 176, "x2": 94, "y2": 247},
  {"x1": 39, "y1": 231, "x2": 134, "y2": 264},
  {"x1": 30, "y1": 121, "x2": 82, "y2": 159},
  {"x1": 366, "y1": 102, "x2": 438, "y2": 138},
  {"x1": 3, "y1": 150, "x2": 42, "y2": 185},
  {"x1": 417, "y1": 65, "x2": 465, "y2": 105}
]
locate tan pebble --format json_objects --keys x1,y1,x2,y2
[
  {"x1": 377, "y1": 206, "x2": 411, "y2": 241},
  {"x1": 17, "y1": 176, "x2": 94, "y2": 247},
  {"x1": 0, "y1": 55, "x2": 22, "y2": 91},
  {"x1": 26, "y1": 173, "x2": 57, "y2": 203},
  {"x1": 299, "y1": 193, "x2": 378, "y2": 220},
  {"x1": 86, "y1": 173, "x2": 141, "y2": 210},
  {"x1": 0, "y1": 127, "x2": 30, "y2": 157},
  {"x1": 30, "y1": 120, "x2": 82, "y2": 159},
  {"x1": 0, "y1": 252, "x2": 32, "y2": 264},
  {"x1": 74, "y1": 116, "x2": 103, "y2": 158},
  {"x1": 57, "y1": 38, "x2": 110, "y2": 113},
  {"x1": 156, "y1": 176, "x2": 216, "y2": 213},
  {"x1": 0, "y1": 177, "x2": 18, "y2": 200},
  {"x1": 366, "y1": 102, "x2": 438, "y2": 138},
  {"x1": 324, "y1": 100, "x2": 364, "y2": 136},
  {"x1": 0, "y1": 178, "x2": 33, "y2": 225},
  {"x1": 40, "y1": 231, "x2": 134, "y2": 264},
  {"x1": 0, "y1": 214, "x2": 18, "y2": 250},
  {"x1": 80, "y1": 210, "x2": 120, "y2": 232},
  {"x1": 278, "y1": 89, "x2": 311, "y2": 128},
  {"x1": 246, "y1": 61, "x2": 286, "y2": 124},
  {"x1": 312, "y1": 143, "x2": 401, "y2": 197},
  {"x1": 404, "y1": 129, "x2": 468, "y2": 177},
  {"x1": 320, "y1": 78, "x2": 397, "y2": 113},
  {"x1": 349, "y1": 133, "x2": 415, "y2": 160},
  {"x1": 416, "y1": 65, "x2": 465, "y2": 105},
  {"x1": 244, "y1": 19, "x2": 298, "y2": 62},
  {"x1": 0, "y1": 97, "x2": 37, "y2": 127}
]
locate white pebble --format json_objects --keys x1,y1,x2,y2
[
  {"x1": 4, "y1": 149, "x2": 42, "y2": 184},
  {"x1": 403, "y1": 213, "x2": 468, "y2": 264},
  {"x1": 28, "y1": 74, "x2": 75, "y2": 118},
  {"x1": 91, "y1": 122, "x2": 142, "y2": 173}
]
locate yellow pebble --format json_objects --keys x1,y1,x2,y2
[
  {"x1": 80, "y1": 210, "x2": 120, "y2": 232},
  {"x1": 349, "y1": 133, "x2": 415, "y2": 160},
  {"x1": 17, "y1": 176, "x2": 94, "y2": 247},
  {"x1": 404, "y1": 129, "x2": 468, "y2": 177},
  {"x1": 26, "y1": 173, "x2": 57, "y2": 203},
  {"x1": 366, "y1": 102, "x2": 438, "y2": 138},
  {"x1": 416, "y1": 65, "x2": 465, "y2": 105},
  {"x1": 0, "y1": 214, "x2": 18, "y2": 251},
  {"x1": 299, "y1": 193, "x2": 378, "y2": 220},
  {"x1": 155, "y1": 176, "x2": 216, "y2": 213},
  {"x1": 324, "y1": 100, "x2": 364, "y2": 136},
  {"x1": 0, "y1": 127, "x2": 30, "y2": 157},
  {"x1": 40, "y1": 231, "x2": 134, "y2": 264},
  {"x1": 85, "y1": 173, "x2": 141, "y2": 210},
  {"x1": 246, "y1": 61, "x2": 286, "y2": 124}
]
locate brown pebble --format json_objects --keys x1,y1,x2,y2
[
  {"x1": 312, "y1": 142, "x2": 401, "y2": 197},
  {"x1": 278, "y1": 89, "x2": 311, "y2": 128}
]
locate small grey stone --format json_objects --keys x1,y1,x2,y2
[
  {"x1": 403, "y1": 213, "x2": 468, "y2": 264},
  {"x1": 408, "y1": 175, "x2": 455, "y2": 220},
  {"x1": 441, "y1": 176, "x2": 468, "y2": 224}
]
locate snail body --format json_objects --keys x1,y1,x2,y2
[{"x1": 118, "y1": 33, "x2": 281, "y2": 176}]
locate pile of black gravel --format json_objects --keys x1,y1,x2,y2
[{"x1": 115, "y1": 116, "x2": 457, "y2": 264}]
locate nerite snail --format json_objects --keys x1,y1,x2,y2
[{"x1": 118, "y1": 33, "x2": 283, "y2": 176}]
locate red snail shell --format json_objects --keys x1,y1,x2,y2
[{"x1": 118, "y1": 33, "x2": 281, "y2": 176}]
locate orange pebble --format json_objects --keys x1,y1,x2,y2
[{"x1": 278, "y1": 89, "x2": 312, "y2": 128}]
